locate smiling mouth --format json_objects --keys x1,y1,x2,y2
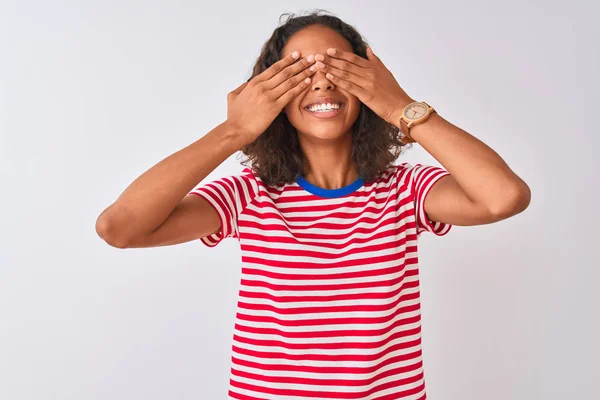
[{"x1": 304, "y1": 102, "x2": 345, "y2": 117}]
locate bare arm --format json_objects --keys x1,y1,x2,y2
[
  {"x1": 96, "y1": 51, "x2": 318, "y2": 248},
  {"x1": 385, "y1": 97, "x2": 530, "y2": 226},
  {"x1": 95, "y1": 120, "x2": 244, "y2": 248},
  {"x1": 403, "y1": 109, "x2": 531, "y2": 225}
]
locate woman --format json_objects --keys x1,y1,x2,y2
[{"x1": 96, "y1": 10, "x2": 530, "y2": 400}]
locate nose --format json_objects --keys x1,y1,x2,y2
[{"x1": 310, "y1": 69, "x2": 335, "y2": 91}]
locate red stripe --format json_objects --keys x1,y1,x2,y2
[
  {"x1": 228, "y1": 389, "x2": 268, "y2": 400},
  {"x1": 239, "y1": 270, "x2": 420, "y2": 293},
  {"x1": 231, "y1": 337, "x2": 422, "y2": 363},
  {"x1": 231, "y1": 351, "x2": 422, "y2": 375},
  {"x1": 231, "y1": 361, "x2": 423, "y2": 388},
  {"x1": 229, "y1": 370, "x2": 424, "y2": 399},
  {"x1": 237, "y1": 271, "x2": 418, "y2": 303},
  {"x1": 232, "y1": 326, "x2": 423, "y2": 351},
  {"x1": 235, "y1": 316, "x2": 420, "y2": 339},
  {"x1": 240, "y1": 257, "x2": 415, "y2": 281},
  {"x1": 237, "y1": 288, "x2": 421, "y2": 315}
]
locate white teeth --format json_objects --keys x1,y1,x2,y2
[{"x1": 308, "y1": 103, "x2": 342, "y2": 112}]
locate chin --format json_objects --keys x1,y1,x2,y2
[{"x1": 300, "y1": 125, "x2": 349, "y2": 140}]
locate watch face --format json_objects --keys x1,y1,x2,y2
[{"x1": 403, "y1": 102, "x2": 427, "y2": 120}]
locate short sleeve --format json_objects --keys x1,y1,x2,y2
[
  {"x1": 187, "y1": 167, "x2": 259, "y2": 248},
  {"x1": 398, "y1": 162, "x2": 453, "y2": 237}
]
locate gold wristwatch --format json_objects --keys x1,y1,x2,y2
[{"x1": 399, "y1": 101, "x2": 437, "y2": 144}]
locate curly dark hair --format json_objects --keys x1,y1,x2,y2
[{"x1": 237, "y1": 9, "x2": 411, "y2": 187}]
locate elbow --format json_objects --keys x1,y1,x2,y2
[
  {"x1": 490, "y1": 180, "x2": 531, "y2": 219},
  {"x1": 95, "y1": 209, "x2": 131, "y2": 249}
]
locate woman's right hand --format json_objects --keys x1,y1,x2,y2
[{"x1": 225, "y1": 51, "x2": 317, "y2": 147}]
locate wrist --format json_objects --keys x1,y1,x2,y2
[
  {"x1": 408, "y1": 111, "x2": 442, "y2": 139},
  {"x1": 219, "y1": 120, "x2": 247, "y2": 151},
  {"x1": 391, "y1": 97, "x2": 416, "y2": 128}
]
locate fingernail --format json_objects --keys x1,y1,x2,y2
[{"x1": 292, "y1": 51, "x2": 299, "y2": 59}]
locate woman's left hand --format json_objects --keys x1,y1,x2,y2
[{"x1": 316, "y1": 46, "x2": 414, "y2": 126}]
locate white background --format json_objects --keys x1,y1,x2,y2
[{"x1": 1, "y1": 0, "x2": 598, "y2": 399}]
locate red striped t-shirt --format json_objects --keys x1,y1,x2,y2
[{"x1": 189, "y1": 162, "x2": 452, "y2": 400}]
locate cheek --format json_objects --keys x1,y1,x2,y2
[
  {"x1": 283, "y1": 103, "x2": 296, "y2": 118},
  {"x1": 285, "y1": 97, "x2": 299, "y2": 110},
  {"x1": 285, "y1": 99, "x2": 305, "y2": 117}
]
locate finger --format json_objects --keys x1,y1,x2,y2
[
  {"x1": 366, "y1": 46, "x2": 380, "y2": 62},
  {"x1": 324, "y1": 71, "x2": 368, "y2": 99},
  {"x1": 275, "y1": 74, "x2": 314, "y2": 108},
  {"x1": 317, "y1": 53, "x2": 366, "y2": 77},
  {"x1": 271, "y1": 62, "x2": 317, "y2": 99},
  {"x1": 256, "y1": 51, "x2": 302, "y2": 84},
  {"x1": 264, "y1": 54, "x2": 316, "y2": 90},
  {"x1": 325, "y1": 48, "x2": 370, "y2": 68},
  {"x1": 315, "y1": 60, "x2": 366, "y2": 84}
]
